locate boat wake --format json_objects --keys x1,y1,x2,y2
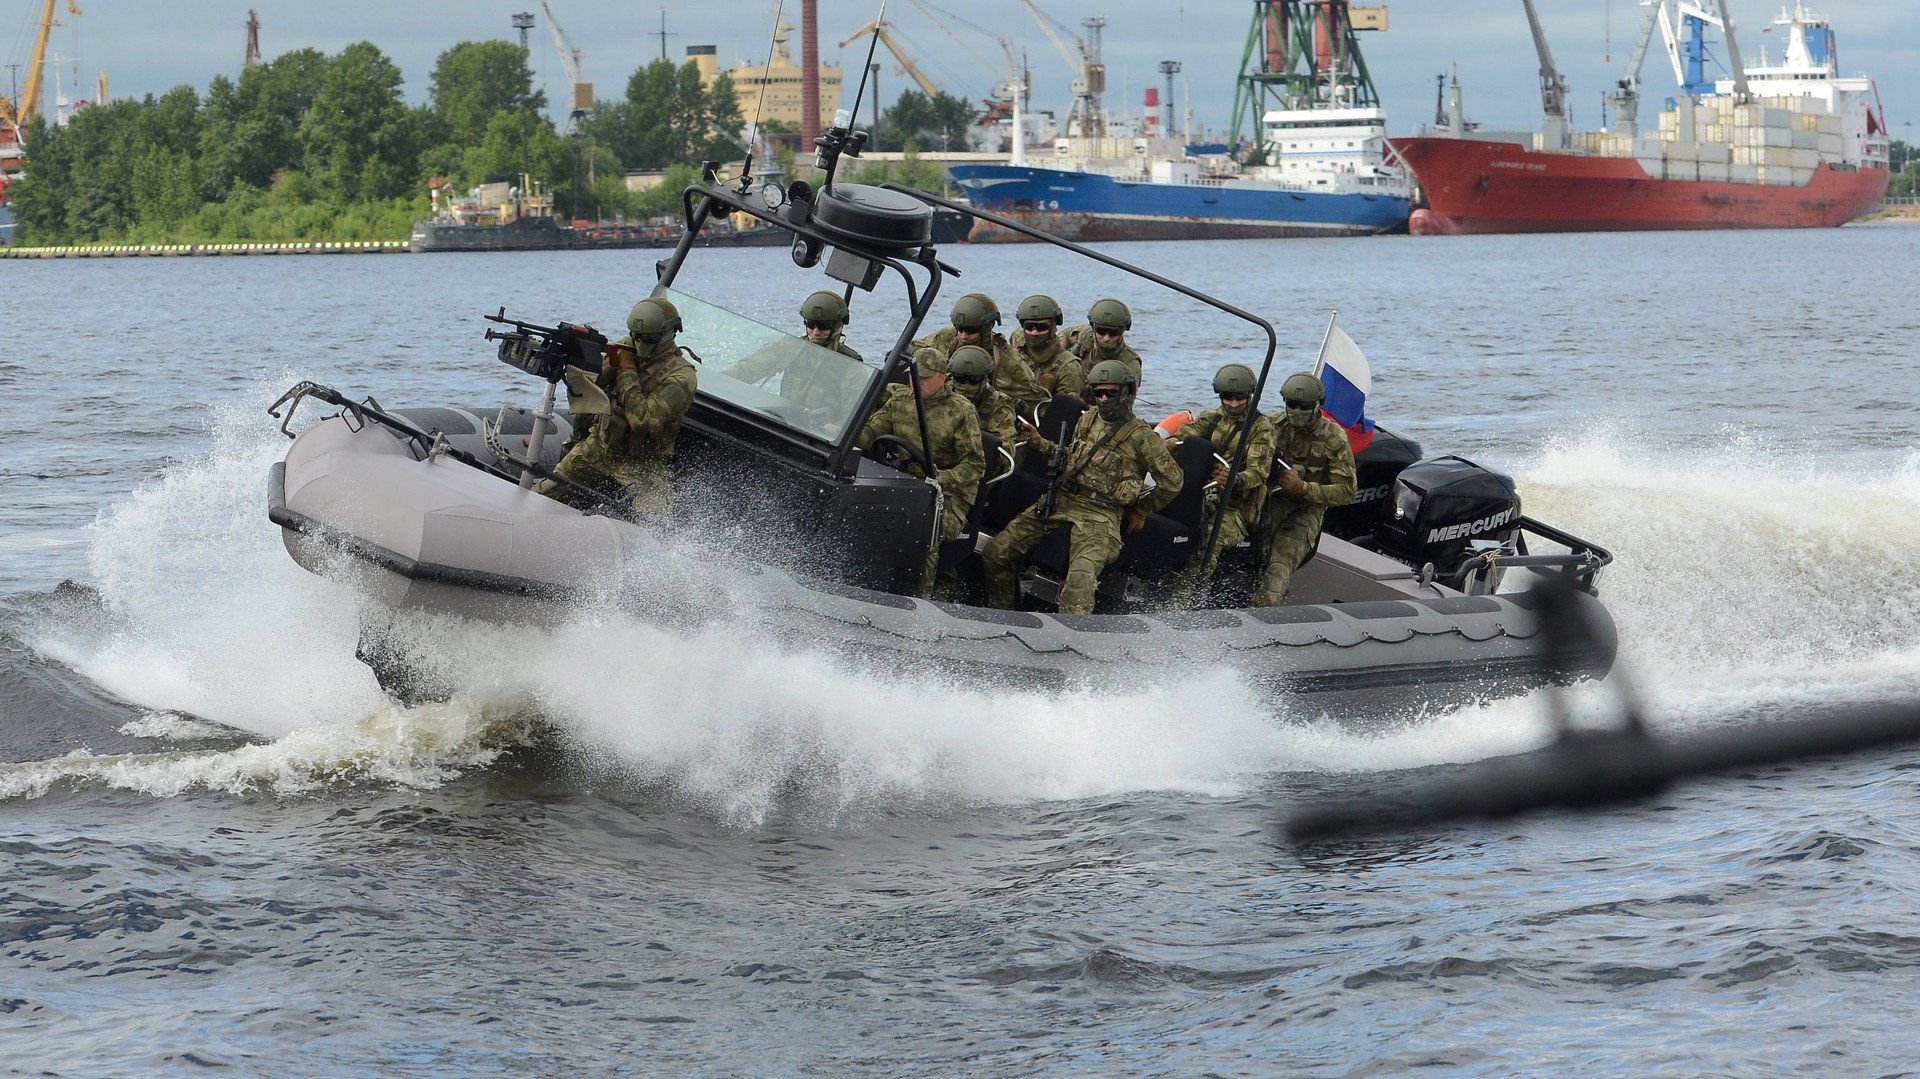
[
  {"x1": 8, "y1": 407, "x2": 1916, "y2": 822},
  {"x1": 1519, "y1": 427, "x2": 1920, "y2": 716},
  {"x1": 0, "y1": 696, "x2": 537, "y2": 802}
]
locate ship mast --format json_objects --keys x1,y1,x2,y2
[{"x1": 1520, "y1": 0, "x2": 1570, "y2": 150}]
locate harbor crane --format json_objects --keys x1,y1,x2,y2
[
  {"x1": 1229, "y1": 3, "x2": 1388, "y2": 165},
  {"x1": 1, "y1": 0, "x2": 78, "y2": 133},
  {"x1": 893, "y1": 0, "x2": 1029, "y2": 140},
  {"x1": 1018, "y1": 0, "x2": 1103, "y2": 138},
  {"x1": 1656, "y1": 0, "x2": 1751, "y2": 101},
  {"x1": 538, "y1": 0, "x2": 591, "y2": 132},
  {"x1": 1520, "y1": 0, "x2": 1570, "y2": 150},
  {"x1": 838, "y1": 20, "x2": 942, "y2": 99},
  {"x1": 898, "y1": 0, "x2": 1023, "y2": 114},
  {"x1": 1605, "y1": 1, "x2": 1662, "y2": 135}
]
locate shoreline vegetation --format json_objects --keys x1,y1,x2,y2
[
  {"x1": 6, "y1": 39, "x2": 971, "y2": 249},
  {"x1": 10, "y1": 33, "x2": 1909, "y2": 248},
  {"x1": 1861, "y1": 201, "x2": 1920, "y2": 222}
]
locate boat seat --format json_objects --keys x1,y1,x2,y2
[
  {"x1": 1113, "y1": 434, "x2": 1215, "y2": 581},
  {"x1": 937, "y1": 433, "x2": 1011, "y2": 591},
  {"x1": 1015, "y1": 395, "x2": 1087, "y2": 476},
  {"x1": 1013, "y1": 434, "x2": 1217, "y2": 608}
]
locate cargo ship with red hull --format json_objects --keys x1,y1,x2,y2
[
  {"x1": 1393, "y1": 1, "x2": 1890, "y2": 236},
  {"x1": 1392, "y1": 138, "x2": 1887, "y2": 234}
]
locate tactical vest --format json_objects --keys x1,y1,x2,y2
[
  {"x1": 869, "y1": 384, "x2": 977, "y2": 479},
  {"x1": 602, "y1": 345, "x2": 694, "y2": 459},
  {"x1": 1272, "y1": 414, "x2": 1346, "y2": 490},
  {"x1": 1195, "y1": 408, "x2": 1274, "y2": 514},
  {"x1": 1059, "y1": 413, "x2": 1150, "y2": 508}
]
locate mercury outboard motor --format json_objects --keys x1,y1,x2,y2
[
  {"x1": 1323, "y1": 425, "x2": 1423, "y2": 541},
  {"x1": 1376, "y1": 455, "x2": 1522, "y2": 591}
]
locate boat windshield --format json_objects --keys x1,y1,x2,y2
[{"x1": 659, "y1": 286, "x2": 879, "y2": 442}]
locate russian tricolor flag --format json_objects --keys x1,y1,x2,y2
[{"x1": 1314, "y1": 316, "x2": 1376, "y2": 454}]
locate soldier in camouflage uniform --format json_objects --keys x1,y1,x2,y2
[
  {"x1": 1253, "y1": 372, "x2": 1357, "y2": 606},
  {"x1": 1008, "y1": 294, "x2": 1084, "y2": 401},
  {"x1": 913, "y1": 293, "x2": 1048, "y2": 410},
  {"x1": 558, "y1": 296, "x2": 680, "y2": 458},
  {"x1": 723, "y1": 290, "x2": 869, "y2": 431},
  {"x1": 983, "y1": 359, "x2": 1184, "y2": 614},
  {"x1": 1067, "y1": 297, "x2": 1144, "y2": 390},
  {"x1": 1167, "y1": 363, "x2": 1279, "y2": 608},
  {"x1": 947, "y1": 344, "x2": 1015, "y2": 447},
  {"x1": 857, "y1": 347, "x2": 985, "y2": 597},
  {"x1": 544, "y1": 297, "x2": 699, "y2": 517}
]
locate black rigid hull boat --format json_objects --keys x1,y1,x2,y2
[{"x1": 267, "y1": 119, "x2": 1616, "y2": 714}]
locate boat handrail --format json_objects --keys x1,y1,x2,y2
[{"x1": 1447, "y1": 515, "x2": 1614, "y2": 596}]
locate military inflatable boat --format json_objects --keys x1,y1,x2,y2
[{"x1": 266, "y1": 111, "x2": 1616, "y2": 714}]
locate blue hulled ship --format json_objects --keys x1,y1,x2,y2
[{"x1": 951, "y1": 2, "x2": 1411, "y2": 243}]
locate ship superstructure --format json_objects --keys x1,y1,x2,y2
[{"x1": 951, "y1": 2, "x2": 1409, "y2": 243}]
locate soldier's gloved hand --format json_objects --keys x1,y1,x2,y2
[
  {"x1": 1278, "y1": 467, "x2": 1306, "y2": 496},
  {"x1": 1038, "y1": 371, "x2": 1059, "y2": 392},
  {"x1": 1210, "y1": 462, "x2": 1230, "y2": 488},
  {"x1": 1016, "y1": 420, "x2": 1043, "y2": 448},
  {"x1": 1125, "y1": 507, "x2": 1147, "y2": 536}
]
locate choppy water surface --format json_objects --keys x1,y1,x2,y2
[{"x1": 3, "y1": 225, "x2": 1919, "y2": 1075}]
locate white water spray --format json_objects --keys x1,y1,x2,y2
[{"x1": 18, "y1": 404, "x2": 1918, "y2": 820}]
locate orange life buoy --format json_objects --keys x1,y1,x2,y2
[{"x1": 1155, "y1": 410, "x2": 1194, "y2": 439}]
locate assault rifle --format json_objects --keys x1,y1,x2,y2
[
  {"x1": 1032, "y1": 419, "x2": 1071, "y2": 519},
  {"x1": 483, "y1": 309, "x2": 609, "y2": 383}
]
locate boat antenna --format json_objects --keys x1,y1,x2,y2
[
  {"x1": 817, "y1": 2, "x2": 886, "y2": 194},
  {"x1": 845, "y1": 4, "x2": 885, "y2": 147},
  {"x1": 738, "y1": 0, "x2": 786, "y2": 191}
]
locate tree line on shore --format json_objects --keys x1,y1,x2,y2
[{"x1": 9, "y1": 38, "x2": 975, "y2": 246}]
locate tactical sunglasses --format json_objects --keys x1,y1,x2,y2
[
  {"x1": 1020, "y1": 321, "x2": 1053, "y2": 333},
  {"x1": 1219, "y1": 392, "x2": 1250, "y2": 402},
  {"x1": 804, "y1": 320, "x2": 836, "y2": 332},
  {"x1": 1285, "y1": 399, "x2": 1318, "y2": 411},
  {"x1": 1092, "y1": 327, "x2": 1122, "y2": 339},
  {"x1": 950, "y1": 374, "x2": 985, "y2": 385},
  {"x1": 1087, "y1": 387, "x2": 1124, "y2": 400}
]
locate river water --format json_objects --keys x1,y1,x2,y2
[{"x1": 3, "y1": 224, "x2": 1919, "y2": 1075}]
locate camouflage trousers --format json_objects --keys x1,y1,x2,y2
[
  {"x1": 982, "y1": 496, "x2": 1122, "y2": 615},
  {"x1": 540, "y1": 438, "x2": 673, "y2": 517},
  {"x1": 1252, "y1": 508, "x2": 1325, "y2": 606},
  {"x1": 1166, "y1": 503, "x2": 1258, "y2": 609},
  {"x1": 920, "y1": 487, "x2": 975, "y2": 598}
]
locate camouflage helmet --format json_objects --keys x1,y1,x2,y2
[
  {"x1": 1088, "y1": 297, "x2": 1132, "y2": 332},
  {"x1": 1085, "y1": 359, "x2": 1138, "y2": 393},
  {"x1": 1213, "y1": 363, "x2": 1257, "y2": 397},
  {"x1": 799, "y1": 290, "x2": 850, "y2": 326},
  {"x1": 949, "y1": 293, "x2": 1001, "y2": 332},
  {"x1": 913, "y1": 347, "x2": 949, "y2": 377},
  {"x1": 947, "y1": 344, "x2": 995, "y2": 382},
  {"x1": 1280, "y1": 372, "x2": 1325, "y2": 407},
  {"x1": 1015, "y1": 294, "x2": 1064, "y2": 326},
  {"x1": 627, "y1": 297, "x2": 682, "y2": 338}
]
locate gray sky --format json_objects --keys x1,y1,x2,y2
[{"x1": 8, "y1": 2, "x2": 1917, "y2": 141}]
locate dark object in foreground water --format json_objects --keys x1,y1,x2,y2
[{"x1": 1286, "y1": 577, "x2": 1920, "y2": 840}]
